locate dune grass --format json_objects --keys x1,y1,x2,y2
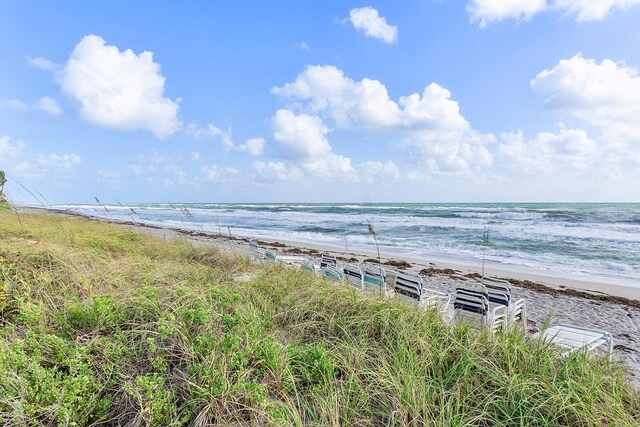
[{"x1": 0, "y1": 208, "x2": 638, "y2": 426}]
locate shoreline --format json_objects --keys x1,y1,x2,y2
[{"x1": 22, "y1": 205, "x2": 639, "y2": 303}]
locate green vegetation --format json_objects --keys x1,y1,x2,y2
[
  {"x1": 0, "y1": 170, "x2": 6, "y2": 207},
  {"x1": 0, "y1": 210, "x2": 638, "y2": 426}
]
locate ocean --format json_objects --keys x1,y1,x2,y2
[{"x1": 58, "y1": 203, "x2": 640, "y2": 287}]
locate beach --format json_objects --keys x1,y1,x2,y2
[{"x1": 19, "y1": 205, "x2": 640, "y2": 389}]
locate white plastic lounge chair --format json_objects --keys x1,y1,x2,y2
[
  {"x1": 394, "y1": 272, "x2": 450, "y2": 311},
  {"x1": 320, "y1": 253, "x2": 338, "y2": 268},
  {"x1": 363, "y1": 265, "x2": 386, "y2": 294},
  {"x1": 453, "y1": 282, "x2": 507, "y2": 333},
  {"x1": 321, "y1": 265, "x2": 344, "y2": 282},
  {"x1": 343, "y1": 264, "x2": 364, "y2": 291},
  {"x1": 483, "y1": 278, "x2": 527, "y2": 332},
  {"x1": 534, "y1": 324, "x2": 613, "y2": 358},
  {"x1": 274, "y1": 253, "x2": 308, "y2": 266},
  {"x1": 249, "y1": 241, "x2": 266, "y2": 261},
  {"x1": 300, "y1": 259, "x2": 317, "y2": 274},
  {"x1": 265, "y1": 249, "x2": 278, "y2": 263}
]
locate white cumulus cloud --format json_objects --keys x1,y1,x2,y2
[
  {"x1": 356, "y1": 161, "x2": 401, "y2": 184},
  {"x1": 529, "y1": 53, "x2": 640, "y2": 173},
  {"x1": 252, "y1": 161, "x2": 304, "y2": 182},
  {"x1": 201, "y1": 164, "x2": 240, "y2": 182},
  {"x1": 497, "y1": 128, "x2": 597, "y2": 173},
  {"x1": 56, "y1": 35, "x2": 181, "y2": 138},
  {"x1": 467, "y1": 0, "x2": 547, "y2": 27},
  {"x1": 531, "y1": 54, "x2": 640, "y2": 130},
  {"x1": 553, "y1": 0, "x2": 640, "y2": 21},
  {"x1": 273, "y1": 65, "x2": 494, "y2": 176},
  {"x1": 349, "y1": 7, "x2": 398, "y2": 44},
  {"x1": 236, "y1": 138, "x2": 265, "y2": 156},
  {"x1": 0, "y1": 136, "x2": 26, "y2": 163},
  {"x1": 188, "y1": 123, "x2": 234, "y2": 150},
  {"x1": 269, "y1": 109, "x2": 354, "y2": 179},
  {"x1": 467, "y1": 0, "x2": 640, "y2": 26}
]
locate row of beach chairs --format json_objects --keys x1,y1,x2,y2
[{"x1": 248, "y1": 241, "x2": 613, "y2": 357}]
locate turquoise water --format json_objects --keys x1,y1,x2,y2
[{"x1": 61, "y1": 203, "x2": 640, "y2": 287}]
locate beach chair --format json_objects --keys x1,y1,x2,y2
[
  {"x1": 483, "y1": 278, "x2": 527, "y2": 332},
  {"x1": 249, "y1": 241, "x2": 266, "y2": 261},
  {"x1": 394, "y1": 272, "x2": 450, "y2": 311},
  {"x1": 320, "y1": 253, "x2": 338, "y2": 268},
  {"x1": 321, "y1": 265, "x2": 344, "y2": 283},
  {"x1": 534, "y1": 324, "x2": 613, "y2": 358},
  {"x1": 453, "y1": 282, "x2": 507, "y2": 333},
  {"x1": 343, "y1": 264, "x2": 364, "y2": 291},
  {"x1": 265, "y1": 249, "x2": 278, "y2": 263},
  {"x1": 300, "y1": 259, "x2": 317, "y2": 274},
  {"x1": 363, "y1": 265, "x2": 386, "y2": 294}
]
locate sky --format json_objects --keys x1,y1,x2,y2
[{"x1": 1, "y1": 1, "x2": 640, "y2": 204}]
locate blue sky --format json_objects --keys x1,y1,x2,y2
[{"x1": 2, "y1": 1, "x2": 640, "y2": 203}]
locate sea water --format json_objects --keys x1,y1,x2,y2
[{"x1": 59, "y1": 203, "x2": 640, "y2": 287}]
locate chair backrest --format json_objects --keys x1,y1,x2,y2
[
  {"x1": 322, "y1": 266, "x2": 344, "y2": 282},
  {"x1": 300, "y1": 259, "x2": 316, "y2": 274},
  {"x1": 385, "y1": 269, "x2": 398, "y2": 288},
  {"x1": 454, "y1": 283, "x2": 489, "y2": 316},
  {"x1": 249, "y1": 241, "x2": 263, "y2": 258},
  {"x1": 320, "y1": 253, "x2": 337, "y2": 268},
  {"x1": 265, "y1": 250, "x2": 277, "y2": 263},
  {"x1": 363, "y1": 265, "x2": 385, "y2": 288},
  {"x1": 343, "y1": 264, "x2": 363, "y2": 289},
  {"x1": 483, "y1": 278, "x2": 511, "y2": 307},
  {"x1": 394, "y1": 272, "x2": 422, "y2": 301}
]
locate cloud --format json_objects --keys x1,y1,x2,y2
[
  {"x1": 35, "y1": 97, "x2": 63, "y2": 115},
  {"x1": 268, "y1": 109, "x2": 354, "y2": 180},
  {"x1": 188, "y1": 123, "x2": 265, "y2": 156},
  {"x1": 531, "y1": 54, "x2": 640, "y2": 130},
  {"x1": 28, "y1": 56, "x2": 57, "y2": 71},
  {"x1": 466, "y1": 0, "x2": 640, "y2": 26},
  {"x1": 0, "y1": 136, "x2": 82, "y2": 184},
  {"x1": 201, "y1": 164, "x2": 240, "y2": 182},
  {"x1": 236, "y1": 137, "x2": 265, "y2": 156},
  {"x1": 0, "y1": 99, "x2": 29, "y2": 111},
  {"x1": 251, "y1": 161, "x2": 303, "y2": 182},
  {"x1": 273, "y1": 65, "x2": 494, "y2": 175},
  {"x1": 466, "y1": 0, "x2": 547, "y2": 27},
  {"x1": 0, "y1": 136, "x2": 26, "y2": 164},
  {"x1": 273, "y1": 65, "x2": 471, "y2": 131},
  {"x1": 349, "y1": 7, "x2": 398, "y2": 43},
  {"x1": 191, "y1": 151, "x2": 201, "y2": 161},
  {"x1": 356, "y1": 161, "x2": 400, "y2": 183},
  {"x1": 297, "y1": 41, "x2": 311, "y2": 51},
  {"x1": 188, "y1": 123, "x2": 234, "y2": 150},
  {"x1": 56, "y1": 35, "x2": 180, "y2": 138},
  {"x1": 36, "y1": 153, "x2": 81, "y2": 169},
  {"x1": 497, "y1": 128, "x2": 597, "y2": 173},
  {"x1": 529, "y1": 53, "x2": 640, "y2": 173},
  {"x1": 553, "y1": 0, "x2": 640, "y2": 21},
  {"x1": 1, "y1": 97, "x2": 62, "y2": 115}
]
